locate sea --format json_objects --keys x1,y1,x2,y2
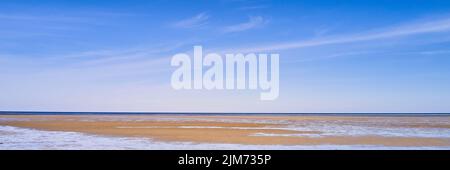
[{"x1": 1, "y1": 112, "x2": 449, "y2": 150}]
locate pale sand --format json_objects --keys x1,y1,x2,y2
[{"x1": 1, "y1": 115, "x2": 449, "y2": 147}]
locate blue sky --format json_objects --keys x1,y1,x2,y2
[{"x1": 1, "y1": 0, "x2": 450, "y2": 112}]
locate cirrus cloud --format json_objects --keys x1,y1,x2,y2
[
  {"x1": 222, "y1": 16, "x2": 268, "y2": 33},
  {"x1": 171, "y1": 12, "x2": 210, "y2": 29}
]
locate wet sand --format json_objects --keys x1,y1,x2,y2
[{"x1": 1, "y1": 115, "x2": 450, "y2": 147}]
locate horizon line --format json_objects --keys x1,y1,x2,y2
[{"x1": 1, "y1": 111, "x2": 449, "y2": 115}]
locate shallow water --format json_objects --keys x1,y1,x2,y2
[{"x1": 1, "y1": 126, "x2": 449, "y2": 150}]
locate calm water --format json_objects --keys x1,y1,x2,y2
[
  {"x1": 1, "y1": 111, "x2": 449, "y2": 117},
  {"x1": 1, "y1": 112, "x2": 449, "y2": 150}
]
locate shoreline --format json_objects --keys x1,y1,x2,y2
[
  {"x1": 2, "y1": 112, "x2": 450, "y2": 117},
  {"x1": 3, "y1": 125, "x2": 448, "y2": 150},
  {"x1": 1, "y1": 114, "x2": 450, "y2": 148}
]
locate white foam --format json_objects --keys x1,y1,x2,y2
[
  {"x1": 4, "y1": 115, "x2": 450, "y2": 139},
  {"x1": 1, "y1": 126, "x2": 449, "y2": 150},
  {"x1": 283, "y1": 124, "x2": 450, "y2": 138},
  {"x1": 102, "y1": 116, "x2": 450, "y2": 138}
]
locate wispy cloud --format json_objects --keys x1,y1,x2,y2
[
  {"x1": 415, "y1": 49, "x2": 450, "y2": 55},
  {"x1": 239, "y1": 17, "x2": 450, "y2": 52},
  {"x1": 0, "y1": 13, "x2": 84, "y2": 22},
  {"x1": 222, "y1": 16, "x2": 267, "y2": 33},
  {"x1": 0, "y1": 11, "x2": 129, "y2": 37},
  {"x1": 172, "y1": 12, "x2": 210, "y2": 29},
  {"x1": 0, "y1": 10, "x2": 136, "y2": 22}
]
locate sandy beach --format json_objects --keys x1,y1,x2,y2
[{"x1": 1, "y1": 114, "x2": 450, "y2": 149}]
